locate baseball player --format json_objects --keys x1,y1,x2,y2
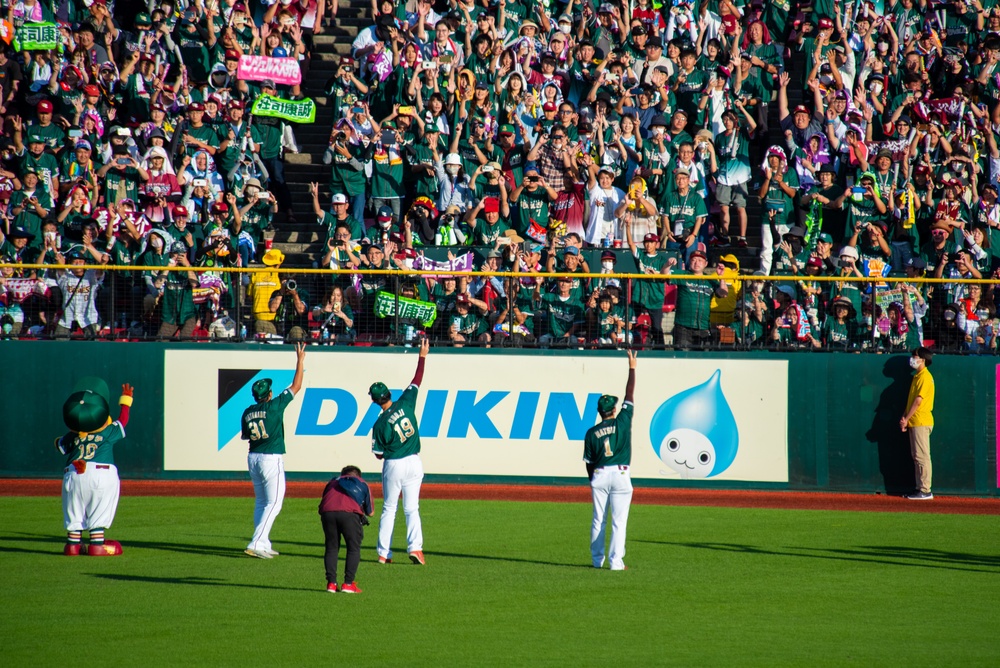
[
  {"x1": 57, "y1": 377, "x2": 135, "y2": 556},
  {"x1": 584, "y1": 350, "x2": 637, "y2": 570},
  {"x1": 241, "y1": 342, "x2": 306, "y2": 559},
  {"x1": 370, "y1": 337, "x2": 429, "y2": 565}
]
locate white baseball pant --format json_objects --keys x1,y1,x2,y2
[
  {"x1": 590, "y1": 465, "x2": 633, "y2": 570},
  {"x1": 247, "y1": 452, "x2": 285, "y2": 552},
  {"x1": 377, "y1": 454, "x2": 424, "y2": 559},
  {"x1": 63, "y1": 464, "x2": 121, "y2": 531}
]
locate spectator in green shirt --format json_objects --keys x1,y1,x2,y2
[{"x1": 670, "y1": 248, "x2": 728, "y2": 349}]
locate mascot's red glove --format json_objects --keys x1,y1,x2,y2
[{"x1": 118, "y1": 384, "x2": 134, "y2": 427}]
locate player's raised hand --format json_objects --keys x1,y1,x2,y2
[
  {"x1": 626, "y1": 349, "x2": 637, "y2": 369},
  {"x1": 419, "y1": 335, "x2": 430, "y2": 357},
  {"x1": 294, "y1": 341, "x2": 306, "y2": 361}
]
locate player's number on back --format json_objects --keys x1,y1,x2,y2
[
  {"x1": 393, "y1": 417, "x2": 415, "y2": 443},
  {"x1": 248, "y1": 420, "x2": 269, "y2": 442},
  {"x1": 75, "y1": 442, "x2": 97, "y2": 461},
  {"x1": 603, "y1": 438, "x2": 613, "y2": 457}
]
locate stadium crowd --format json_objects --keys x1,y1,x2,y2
[{"x1": 0, "y1": 0, "x2": 997, "y2": 353}]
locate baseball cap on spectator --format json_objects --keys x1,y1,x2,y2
[
  {"x1": 564, "y1": 246, "x2": 580, "y2": 256},
  {"x1": 906, "y1": 257, "x2": 927, "y2": 271},
  {"x1": 643, "y1": 233, "x2": 659, "y2": 243},
  {"x1": 674, "y1": 166, "x2": 691, "y2": 177},
  {"x1": 793, "y1": 105, "x2": 810, "y2": 115},
  {"x1": 456, "y1": 293, "x2": 472, "y2": 305},
  {"x1": 601, "y1": 251, "x2": 616, "y2": 262},
  {"x1": 839, "y1": 246, "x2": 860, "y2": 262},
  {"x1": 499, "y1": 124, "x2": 515, "y2": 136},
  {"x1": 598, "y1": 2, "x2": 615, "y2": 13},
  {"x1": 75, "y1": 140, "x2": 92, "y2": 151},
  {"x1": 504, "y1": 230, "x2": 524, "y2": 244},
  {"x1": 365, "y1": 244, "x2": 383, "y2": 257},
  {"x1": 816, "y1": 233, "x2": 834, "y2": 244},
  {"x1": 482, "y1": 197, "x2": 500, "y2": 213},
  {"x1": 631, "y1": 25, "x2": 647, "y2": 37},
  {"x1": 83, "y1": 84, "x2": 100, "y2": 96},
  {"x1": 188, "y1": 102, "x2": 205, "y2": 112},
  {"x1": 775, "y1": 284, "x2": 797, "y2": 299},
  {"x1": 542, "y1": 102, "x2": 558, "y2": 112},
  {"x1": 136, "y1": 12, "x2": 152, "y2": 26},
  {"x1": 331, "y1": 193, "x2": 348, "y2": 204},
  {"x1": 233, "y1": 2, "x2": 248, "y2": 12},
  {"x1": 486, "y1": 250, "x2": 504, "y2": 259},
  {"x1": 174, "y1": 205, "x2": 189, "y2": 218},
  {"x1": 806, "y1": 256, "x2": 823, "y2": 269},
  {"x1": 37, "y1": 100, "x2": 53, "y2": 113},
  {"x1": 876, "y1": 148, "x2": 892, "y2": 160},
  {"x1": 597, "y1": 166, "x2": 615, "y2": 177},
  {"x1": 261, "y1": 80, "x2": 276, "y2": 90},
  {"x1": 540, "y1": 50, "x2": 558, "y2": 61},
  {"x1": 212, "y1": 202, "x2": 229, "y2": 214},
  {"x1": 818, "y1": 17, "x2": 834, "y2": 29},
  {"x1": 26, "y1": 131, "x2": 44, "y2": 144},
  {"x1": 169, "y1": 241, "x2": 187, "y2": 255},
  {"x1": 377, "y1": 205, "x2": 393, "y2": 221},
  {"x1": 225, "y1": 49, "x2": 240, "y2": 61},
  {"x1": 646, "y1": 36, "x2": 662, "y2": 48}
]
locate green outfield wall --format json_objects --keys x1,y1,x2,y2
[{"x1": 1, "y1": 344, "x2": 995, "y2": 496}]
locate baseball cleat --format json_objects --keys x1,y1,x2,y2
[
  {"x1": 244, "y1": 548, "x2": 273, "y2": 559},
  {"x1": 87, "y1": 541, "x2": 123, "y2": 556},
  {"x1": 408, "y1": 551, "x2": 426, "y2": 565},
  {"x1": 266, "y1": 549, "x2": 280, "y2": 557},
  {"x1": 377, "y1": 556, "x2": 392, "y2": 564},
  {"x1": 64, "y1": 543, "x2": 82, "y2": 556},
  {"x1": 340, "y1": 582, "x2": 362, "y2": 594},
  {"x1": 326, "y1": 583, "x2": 338, "y2": 593}
]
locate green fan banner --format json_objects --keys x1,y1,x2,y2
[
  {"x1": 251, "y1": 94, "x2": 316, "y2": 124},
  {"x1": 13, "y1": 22, "x2": 60, "y2": 52},
  {"x1": 373, "y1": 291, "x2": 438, "y2": 327}
]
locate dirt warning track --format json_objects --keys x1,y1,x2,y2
[{"x1": 3, "y1": 479, "x2": 998, "y2": 515}]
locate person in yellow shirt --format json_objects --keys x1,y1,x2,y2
[
  {"x1": 900, "y1": 347, "x2": 935, "y2": 500},
  {"x1": 710, "y1": 254, "x2": 742, "y2": 326},
  {"x1": 250, "y1": 249, "x2": 283, "y2": 336}
]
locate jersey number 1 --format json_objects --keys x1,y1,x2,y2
[
  {"x1": 248, "y1": 420, "x2": 269, "y2": 442},
  {"x1": 603, "y1": 438, "x2": 613, "y2": 457}
]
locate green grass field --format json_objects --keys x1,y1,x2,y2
[{"x1": 2, "y1": 496, "x2": 998, "y2": 666}]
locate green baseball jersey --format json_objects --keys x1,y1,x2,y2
[
  {"x1": 583, "y1": 402, "x2": 633, "y2": 467},
  {"x1": 371, "y1": 385, "x2": 422, "y2": 459},
  {"x1": 632, "y1": 251, "x2": 669, "y2": 311},
  {"x1": 673, "y1": 278, "x2": 719, "y2": 330},
  {"x1": 57, "y1": 421, "x2": 126, "y2": 466},
  {"x1": 241, "y1": 388, "x2": 294, "y2": 455},
  {"x1": 542, "y1": 292, "x2": 585, "y2": 338}
]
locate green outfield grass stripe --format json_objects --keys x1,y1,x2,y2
[{"x1": 1, "y1": 497, "x2": 998, "y2": 666}]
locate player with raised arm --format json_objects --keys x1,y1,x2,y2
[
  {"x1": 371, "y1": 337, "x2": 430, "y2": 565},
  {"x1": 584, "y1": 350, "x2": 637, "y2": 570},
  {"x1": 241, "y1": 342, "x2": 306, "y2": 559}
]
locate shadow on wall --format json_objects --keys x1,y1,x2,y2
[{"x1": 866, "y1": 355, "x2": 915, "y2": 496}]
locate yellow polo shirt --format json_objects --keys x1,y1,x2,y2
[
  {"x1": 249, "y1": 270, "x2": 280, "y2": 321},
  {"x1": 906, "y1": 367, "x2": 935, "y2": 428}
]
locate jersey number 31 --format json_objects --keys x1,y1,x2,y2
[{"x1": 248, "y1": 420, "x2": 270, "y2": 442}]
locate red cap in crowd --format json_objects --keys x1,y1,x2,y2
[
  {"x1": 37, "y1": 100, "x2": 54, "y2": 113},
  {"x1": 482, "y1": 197, "x2": 500, "y2": 213},
  {"x1": 643, "y1": 233, "x2": 659, "y2": 243},
  {"x1": 174, "y1": 206, "x2": 189, "y2": 218}
]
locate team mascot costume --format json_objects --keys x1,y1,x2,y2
[{"x1": 56, "y1": 377, "x2": 134, "y2": 556}]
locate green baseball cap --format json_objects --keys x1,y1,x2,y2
[
  {"x1": 136, "y1": 12, "x2": 151, "y2": 26},
  {"x1": 499, "y1": 124, "x2": 515, "y2": 135},
  {"x1": 63, "y1": 377, "x2": 112, "y2": 433},
  {"x1": 817, "y1": 232, "x2": 834, "y2": 244},
  {"x1": 369, "y1": 382, "x2": 390, "y2": 403},
  {"x1": 26, "y1": 132, "x2": 45, "y2": 144},
  {"x1": 598, "y1": 394, "x2": 618, "y2": 414},
  {"x1": 251, "y1": 378, "x2": 272, "y2": 401}
]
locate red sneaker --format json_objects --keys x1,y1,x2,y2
[
  {"x1": 408, "y1": 551, "x2": 426, "y2": 565},
  {"x1": 340, "y1": 582, "x2": 362, "y2": 594},
  {"x1": 64, "y1": 543, "x2": 82, "y2": 556},
  {"x1": 326, "y1": 583, "x2": 338, "y2": 593},
  {"x1": 377, "y1": 555, "x2": 392, "y2": 564},
  {"x1": 87, "y1": 541, "x2": 123, "y2": 556}
]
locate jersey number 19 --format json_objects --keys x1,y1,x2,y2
[{"x1": 393, "y1": 417, "x2": 415, "y2": 442}]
